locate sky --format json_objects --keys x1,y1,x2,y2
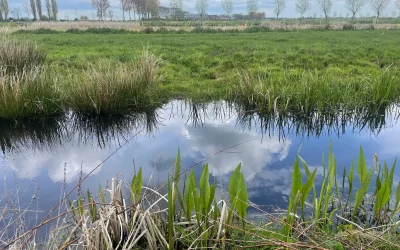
[{"x1": 8, "y1": 0, "x2": 400, "y2": 20}]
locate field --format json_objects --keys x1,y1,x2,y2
[{"x1": 6, "y1": 30, "x2": 400, "y2": 116}]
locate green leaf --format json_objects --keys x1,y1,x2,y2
[
  {"x1": 184, "y1": 170, "x2": 196, "y2": 221},
  {"x1": 394, "y1": 182, "x2": 400, "y2": 213},
  {"x1": 292, "y1": 157, "x2": 302, "y2": 199},
  {"x1": 357, "y1": 146, "x2": 367, "y2": 184},
  {"x1": 228, "y1": 163, "x2": 242, "y2": 209},
  {"x1": 208, "y1": 184, "x2": 216, "y2": 212},
  {"x1": 300, "y1": 169, "x2": 317, "y2": 219},
  {"x1": 131, "y1": 167, "x2": 142, "y2": 203},
  {"x1": 353, "y1": 169, "x2": 374, "y2": 216},
  {"x1": 375, "y1": 181, "x2": 391, "y2": 217},
  {"x1": 388, "y1": 159, "x2": 397, "y2": 191},
  {"x1": 174, "y1": 148, "x2": 181, "y2": 184},
  {"x1": 236, "y1": 174, "x2": 249, "y2": 220},
  {"x1": 200, "y1": 164, "x2": 210, "y2": 217}
]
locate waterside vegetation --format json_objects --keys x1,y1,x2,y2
[{"x1": 3, "y1": 145, "x2": 400, "y2": 249}]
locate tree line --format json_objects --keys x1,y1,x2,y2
[
  {"x1": 90, "y1": 0, "x2": 400, "y2": 21},
  {"x1": 0, "y1": 0, "x2": 58, "y2": 21}
]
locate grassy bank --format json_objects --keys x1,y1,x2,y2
[
  {"x1": 2, "y1": 30, "x2": 400, "y2": 119},
  {"x1": 3, "y1": 145, "x2": 400, "y2": 249}
]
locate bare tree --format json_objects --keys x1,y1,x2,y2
[
  {"x1": 11, "y1": 7, "x2": 21, "y2": 20},
  {"x1": 296, "y1": 0, "x2": 311, "y2": 18},
  {"x1": 1, "y1": 0, "x2": 8, "y2": 20},
  {"x1": 107, "y1": 9, "x2": 113, "y2": 20},
  {"x1": 170, "y1": 0, "x2": 183, "y2": 20},
  {"x1": 317, "y1": 0, "x2": 333, "y2": 21},
  {"x1": 274, "y1": 0, "x2": 286, "y2": 19},
  {"x1": 51, "y1": 0, "x2": 57, "y2": 20},
  {"x1": 345, "y1": 0, "x2": 367, "y2": 21},
  {"x1": 196, "y1": 0, "x2": 208, "y2": 26},
  {"x1": 36, "y1": 0, "x2": 43, "y2": 20},
  {"x1": 247, "y1": 0, "x2": 258, "y2": 17},
  {"x1": 222, "y1": 0, "x2": 233, "y2": 19},
  {"x1": 371, "y1": 0, "x2": 391, "y2": 19},
  {"x1": 397, "y1": 0, "x2": 400, "y2": 9},
  {"x1": 119, "y1": 0, "x2": 127, "y2": 20},
  {"x1": 23, "y1": 2, "x2": 32, "y2": 18},
  {"x1": 92, "y1": 0, "x2": 110, "y2": 20},
  {"x1": 30, "y1": 0, "x2": 37, "y2": 20},
  {"x1": 45, "y1": 0, "x2": 52, "y2": 21},
  {"x1": 148, "y1": 0, "x2": 159, "y2": 18}
]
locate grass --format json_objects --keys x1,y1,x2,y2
[
  {"x1": 0, "y1": 38, "x2": 46, "y2": 75},
  {"x1": 0, "y1": 67, "x2": 62, "y2": 119},
  {"x1": 66, "y1": 49, "x2": 160, "y2": 115},
  {"x1": 3, "y1": 144, "x2": 400, "y2": 249}
]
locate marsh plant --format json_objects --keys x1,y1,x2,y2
[
  {"x1": 67, "y1": 50, "x2": 161, "y2": 115},
  {"x1": 235, "y1": 68, "x2": 399, "y2": 115},
  {"x1": 0, "y1": 67, "x2": 62, "y2": 119},
  {"x1": 0, "y1": 38, "x2": 46, "y2": 75}
]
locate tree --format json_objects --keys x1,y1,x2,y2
[
  {"x1": 45, "y1": 0, "x2": 52, "y2": 21},
  {"x1": 23, "y1": 2, "x2": 32, "y2": 19},
  {"x1": 345, "y1": 0, "x2": 367, "y2": 22},
  {"x1": 1, "y1": 0, "x2": 9, "y2": 20},
  {"x1": 274, "y1": 0, "x2": 286, "y2": 19},
  {"x1": 30, "y1": 0, "x2": 37, "y2": 20},
  {"x1": 51, "y1": 0, "x2": 57, "y2": 20},
  {"x1": 148, "y1": 0, "x2": 159, "y2": 18},
  {"x1": 317, "y1": 0, "x2": 333, "y2": 21},
  {"x1": 397, "y1": 0, "x2": 400, "y2": 9},
  {"x1": 107, "y1": 9, "x2": 113, "y2": 20},
  {"x1": 222, "y1": 0, "x2": 233, "y2": 19},
  {"x1": 119, "y1": 0, "x2": 127, "y2": 20},
  {"x1": 247, "y1": 0, "x2": 258, "y2": 17},
  {"x1": 36, "y1": 0, "x2": 43, "y2": 20},
  {"x1": 196, "y1": 0, "x2": 208, "y2": 26},
  {"x1": 170, "y1": 0, "x2": 183, "y2": 20},
  {"x1": 92, "y1": 0, "x2": 110, "y2": 20},
  {"x1": 296, "y1": 0, "x2": 311, "y2": 18},
  {"x1": 12, "y1": 7, "x2": 21, "y2": 20},
  {"x1": 371, "y1": 0, "x2": 391, "y2": 19}
]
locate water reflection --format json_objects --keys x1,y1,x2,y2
[{"x1": 0, "y1": 100, "x2": 400, "y2": 213}]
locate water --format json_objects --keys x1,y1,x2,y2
[{"x1": 1, "y1": 100, "x2": 400, "y2": 236}]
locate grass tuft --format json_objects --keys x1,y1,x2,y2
[
  {"x1": 67, "y1": 49, "x2": 160, "y2": 115},
  {"x1": 0, "y1": 38, "x2": 46, "y2": 75},
  {"x1": 0, "y1": 67, "x2": 62, "y2": 119}
]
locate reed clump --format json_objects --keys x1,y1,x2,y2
[
  {"x1": 67, "y1": 50, "x2": 161, "y2": 115},
  {"x1": 235, "y1": 68, "x2": 399, "y2": 114},
  {"x1": 0, "y1": 38, "x2": 46, "y2": 75},
  {"x1": 0, "y1": 67, "x2": 62, "y2": 119}
]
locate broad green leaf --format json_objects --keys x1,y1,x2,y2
[
  {"x1": 353, "y1": 169, "x2": 374, "y2": 216},
  {"x1": 184, "y1": 170, "x2": 196, "y2": 221},
  {"x1": 375, "y1": 181, "x2": 391, "y2": 216},
  {"x1": 131, "y1": 167, "x2": 142, "y2": 203},
  {"x1": 394, "y1": 182, "x2": 400, "y2": 212},
  {"x1": 388, "y1": 159, "x2": 397, "y2": 191},
  {"x1": 200, "y1": 164, "x2": 210, "y2": 216},
  {"x1": 300, "y1": 169, "x2": 317, "y2": 219},
  {"x1": 292, "y1": 157, "x2": 302, "y2": 199},
  {"x1": 208, "y1": 184, "x2": 216, "y2": 212},
  {"x1": 228, "y1": 163, "x2": 242, "y2": 209},
  {"x1": 174, "y1": 149, "x2": 181, "y2": 184},
  {"x1": 236, "y1": 174, "x2": 249, "y2": 220},
  {"x1": 357, "y1": 146, "x2": 367, "y2": 184}
]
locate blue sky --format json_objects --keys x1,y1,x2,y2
[{"x1": 9, "y1": 0, "x2": 400, "y2": 19}]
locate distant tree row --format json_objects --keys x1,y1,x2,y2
[
  {"x1": 16, "y1": 0, "x2": 59, "y2": 21},
  {"x1": 89, "y1": 0, "x2": 400, "y2": 21}
]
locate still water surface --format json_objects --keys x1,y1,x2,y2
[{"x1": 1, "y1": 100, "x2": 400, "y2": 226}]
